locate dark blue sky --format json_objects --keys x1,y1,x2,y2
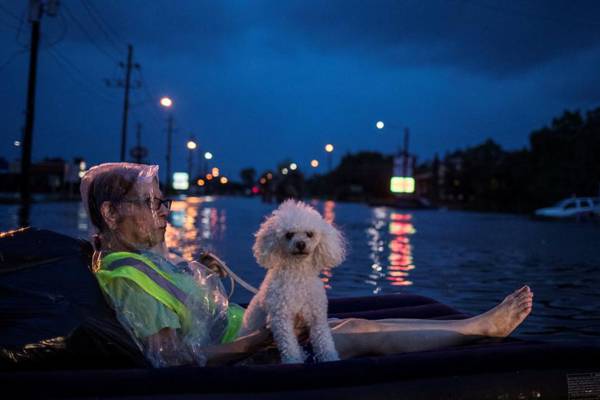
[{"x1": 1, "y1": 0, "x2": 600, "y2": 180}]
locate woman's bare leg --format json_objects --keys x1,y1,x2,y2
[{"x1": 331, "y1": 286, "x2": 534, "y2": 358}]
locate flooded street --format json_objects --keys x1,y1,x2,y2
[{"x1": 1, "y1": 196, "x2": 599, "y2": 345}]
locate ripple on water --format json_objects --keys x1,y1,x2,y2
[{"x1": 2, "y1": 197, "x2": 599, "y2": 345}]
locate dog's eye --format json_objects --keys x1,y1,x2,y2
[
  {"x1": 306, "y1": 231, "x2": 314, "y2": 238},
  {"x1": 285, "y1": 232, "x2": 294, "y2": 240}
]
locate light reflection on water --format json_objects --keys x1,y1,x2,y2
[{"x1": 1, "y1": 196, "x2": 599, "y2": 345}]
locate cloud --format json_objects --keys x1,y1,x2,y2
[{"x1": 258, "y1": 0, "x2": 600, "y2": 78}]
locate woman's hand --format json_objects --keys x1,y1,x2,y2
[{"x1": 199, "y1": 252, "x2": 228, "y2": 277}]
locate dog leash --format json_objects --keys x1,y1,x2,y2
[{"x1": 205, "y1": 252, "x2": 259, "y2": 298}]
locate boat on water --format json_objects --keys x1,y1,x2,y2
[
  {"x1": 1, "y1": 228, "x2": 598, "y2": 399},
  {"x1": 534, "y1": 197, "x2": 600, "y2": 221}
]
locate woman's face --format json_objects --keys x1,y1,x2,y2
[{"x1": 113, "y1": 178, "x2": 169, "y2": 249}]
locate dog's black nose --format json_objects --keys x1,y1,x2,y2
[{"x1": 296, "y1": 241, "x2": 306, "y2": 251}]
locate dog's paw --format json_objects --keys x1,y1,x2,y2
[
  {"x1": 280, "y1": 354, "x2": 305, "y2": 364},
  {"x1": 317, "y1": 350, "x2": 340, "y2": 363}
]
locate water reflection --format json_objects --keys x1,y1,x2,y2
[
  {"x1": 364, "y1": 208, "x2": 415, "y2": 293},
  {"x1": 365, "y1": 207, "x2": 387, "y2": 294},
  {"x1": 323, "y1": 200, "x2": 335, "y2": 224},
  {"x1": 77, "y1": 201, "x2": 89, "y2": 233},
  {"x1": 166, "y1": 196, "x2": 226, "y2": 259},
  {"x1": 386, "y1": 212, "x2": 415, "y2": 287}
]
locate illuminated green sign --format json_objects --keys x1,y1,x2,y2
[{"x1": 390, "y1": 177, "x2": 415, "y2": 194}]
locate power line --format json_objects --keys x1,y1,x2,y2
[
  {"x1": 0, "y1": 16, "x2": 20, "y2": 30},
  {"x1": 0, "y1": 3, "x2": 21, "y2": 22},
  {"x1": 15, "y1": 3, "x2": 27, "y2": 46},
  {"x1": 82, "y1": 0, "x2": 126, "y2": 45},
  {"x1": 42, "y1": 10, "x2": 68, "y2": 49},
  {"x1": 80, "y1": 0, "x2": 124, "y2": 55},
  {"x1": 47, "y1": 46, "x2": 118, "y2": 104},
  {"x1": 61, "y1": 2, "x2": 120, "y2": 62},
  {"x1": 0, "y1": 48, "x2": 27, "y2": 72}
]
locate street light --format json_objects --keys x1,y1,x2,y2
[
  {"x1": 160, "y1": 97, "x2": 173, "y2": 108},
  {"x1": 290, "y1": 163, "x2": 297, "y2": 171},
  {"x1": 160, "y1": 97, "x2": 174, "y2": 193},
  {"x1": 376, "y1": 121, "x2": 385, "y2": 130},
  {"x1": 325, "y1": 144, "x2": 334, "y2": 172},
  {"x1": 310, "y1": 159, "x2": 319, "y2": 168},
  {"x1": 204, "y1": 152, "x2": 213, "y2": 160}
]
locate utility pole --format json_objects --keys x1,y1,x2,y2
[
  {"x1": 119, "y1": 44, "x2": 133, "y2": 162},
  {"x1": 106, "y1": 45, "x2": 139, "y2": 161},
  {"x1": 20, "y1": 0, "x2": 58, "y2": 206},
  {"x1": 402, "y1": 127, "x2": 410, "y2": 178},
  {"x1": 165, "y1": 115, "x2": 174, "y2": 193}
]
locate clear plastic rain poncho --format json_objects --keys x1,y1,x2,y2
[{"x1": 80, "y1": 162, "x2": 230, "y2": 367}]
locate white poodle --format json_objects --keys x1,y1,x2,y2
[{"x1": 239, "y1": 199, "x2": 346, "y2": 363}]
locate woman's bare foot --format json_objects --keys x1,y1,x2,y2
[{"x1": 468, "y1": 286, "x2": 533, "y2": 337}]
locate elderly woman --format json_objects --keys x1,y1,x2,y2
[{"x1": 81, "y1": 163, "x2": 533, "y2": 367}]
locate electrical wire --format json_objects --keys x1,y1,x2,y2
[
  {"x1": 47, "y1": 46, "x2": 118, "y2": 104},
  {"x1": 61, "y1": 2, "x2": 120, "y2": 63},
  {"x1": 82, "y1": 0, "x2": 127, "y2": 43},
  {"x1": 80, "y1": 0, "x2": 124, "y2": 55},
  {"x1": 0, "y1": 48, "x2": 27, "y2": 72},
  {"x1": 41, "y1": 9, "x2": 68, "y2": 49},
  {"x1": 0, "y1": 3, "x2": 21, "y2": 23}
]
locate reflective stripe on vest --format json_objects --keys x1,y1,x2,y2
[
  {"x1": 108, "y1": 257, "x2": 188, "y2": 304},
  {"x1": 97, "y1": 252, "x2": 191, "y2": 331}
]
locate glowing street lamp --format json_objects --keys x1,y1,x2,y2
[
  {"x1": 160, "y1": 97, "x2": 173, "y2": 108},
  {"x1": 376, "y1": 120, "x2": 385, "y2": 130},
  {"x1": 310, "y1": 159, "x2": 319, "y2": 168},
  {"x1": 289, "y1": 163, "x2": 297, "y2": 171},
  {"x1": 186, "y1": 140, "x2": 197, "y2": 150},
  {"x1": 220, "y1": 176, "x2": 228, "y2": 184},
  {"x1": 204, "y1": 152, "x2": 213, "y2": 160},
  {"x1": 281, "y1": 168, "x2": 289, "y2": 175},
  {"x1": 211, "y1": 167, "x2": 220, "y2": 177}
]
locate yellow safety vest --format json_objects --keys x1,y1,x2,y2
[
  {"x1": 95, "y1": 251, "x2": 243, "y2": 343},
  {"x1": 96, "y1": 251, "x2": 193, "y2": 332}
]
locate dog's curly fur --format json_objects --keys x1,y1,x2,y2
[{"x1": 239, "y1": 199, "x2": 346, "y2": 363}]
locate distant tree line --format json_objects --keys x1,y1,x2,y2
[{"x1": 303, "y1": 106, "x2": 600, "y2": 213}]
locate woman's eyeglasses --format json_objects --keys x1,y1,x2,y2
[{"x1": 120, "y1": 197, "x2": 172, "y2": 211}]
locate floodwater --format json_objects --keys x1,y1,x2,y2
[{"x1": 1, "y1": 196, "x2": 599, "y2": 345}]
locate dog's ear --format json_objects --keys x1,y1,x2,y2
[
  {"x1": 252, "y1": 217, "x2": 281, "y2": 269},
  {"x1": 313, "y1": 221, "x2": 346, "y2": 269}
]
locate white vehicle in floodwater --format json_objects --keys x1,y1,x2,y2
[{"x1": 534, "y1": 197, "x2": 600, "y2": 220}]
